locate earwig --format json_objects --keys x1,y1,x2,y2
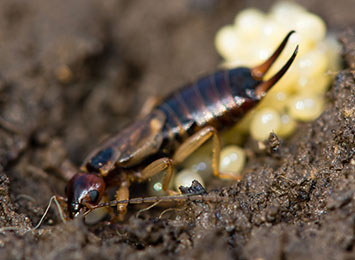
[{"x1": 64, "y1": 31, "x2": 299, "y2": 220}]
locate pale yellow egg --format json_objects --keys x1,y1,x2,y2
[
  {"x1": 294, "y1": 12, "x2": 326, "y2": 43},
  {"x1": 288, "y1": 32, "x2": 313, "y2": 56},
  {"x1": 317, "y1": 35, "x2": 342, "y2": 72},
  {"x1": 219, "y1": 145, "x2": 246, "y2": 178},
  {"x1": 250, "y1": 108, "x2": 281, "y2": 141},
  {"x1": 268, "y1": 67, "x2": 298, "y2": 94},
  {"x1": 270, "y1": 1, "x2": 306, "y2": 25},
  {"x1": 257, "y1": 90, "x2": 289, "y2": 112},
  {"x1": 181, "y1": 142, "x2": 213, "y2": 182},
  {"x1": 174, "y1": 169, "x2": 205, "y2": 192},
  {"x1": 296, "y1": 49, "x2": 328, "y2": 79},
  {"x1": 234, "y1": 9, "x2": 265, "y2": 41},
  {"x1": 277, "y1": 113, "x2": 297, "y2": 138},
  {"x1": 288, "y1": 93, "x2": 325, "y2": 121},
  {"x1": 297, "y1": 74, "x2": 331, "y2": 94},
  {"x1": 260, "y1": 19, "x2": 289, "y2": 47},
  {"x1": 215, "y1": 25, "x2": 243, "y2": 61}
]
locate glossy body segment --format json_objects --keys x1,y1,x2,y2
[
  {"x1": 65, "y1": 31, "x2": 299, "y2": 219},
  {"x1": 82, "y1": 110, "x2": 166, "y2": 174},
  {"x1": 156, "y1": 68, "x2": 260, "y2": 152}
]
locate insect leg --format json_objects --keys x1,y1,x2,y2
[
  {"x1": 173, "y1": 126, "x2": 241, "y2": 181},
  {"x1": 114, "y1": 178, "x2": 130, "y2": 221},
  {"x1": 139, "y1": 157, "x2": 176, "y2": 194}
]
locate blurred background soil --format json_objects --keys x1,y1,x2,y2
[{"x1": 0, "y1": 0, "x2": 354, "y2": 259}]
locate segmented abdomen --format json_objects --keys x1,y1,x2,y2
[{"x1": 156, "y1": 68, "x2": 256, "y2": 148}]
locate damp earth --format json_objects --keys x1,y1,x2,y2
[{"x1": 0, "y1": 0, "x2": 354, "y2": 259}]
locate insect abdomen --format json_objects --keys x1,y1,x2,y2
[{"x1": 156, "y1": 68, "x2": 260, "y2": 146}]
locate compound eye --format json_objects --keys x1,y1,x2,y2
[{"x1": 89, "y1": 190, "x2": 99, "y2": 204}]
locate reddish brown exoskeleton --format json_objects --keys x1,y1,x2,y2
[{"x1": 64, "y1": 31, "x2": 298, "y2": 220}]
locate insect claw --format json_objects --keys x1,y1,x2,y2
[
  {"x1": 255, "y1": 45, "x2": 299, "y2": 98},
  {"x1": 251, "y1": 30, "x2": 296, "y2": 80}
]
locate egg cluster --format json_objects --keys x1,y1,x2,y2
[
  {"x1": 215, "y1": 1, "x2": 341, "y2": 140},
  {"x1": 149, "y1": 2, "x2": 340, "y2": 195}
]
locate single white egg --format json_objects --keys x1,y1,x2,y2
[
  {"x1": 250, "y1": 108, "x2": 281, "y2": 141},
  {"x1": 296, "y1": 49, "x2": 328, "y2": 78},
  {"x1": 215, "y1": 25, "x2": 243, "y2": 61},
  {"x1": 181, "y1": 142, "x2": 213, "y2": 182},
  {"x1": 234, "y1": 9, "x2": 265, "y2": 40},
  {"x1": 288, "y1": 93, "x2": 325, "y2": 121},
  {"x1": 277, "y1": 113, "x2": 297, "y2": 138},
  {"x1": 270, "y1": 1, "x2": 306, "y2": 25},
  {"x1": 294, "y1": 12, "x2": 326, "y2": 43},
  {"x1": 219, "y1": 145, "x2": 246, "y2": 177},
  {"x1": 174, "y1": 169, "x2": 205, "y2": 192}
]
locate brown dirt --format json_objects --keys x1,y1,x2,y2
[{"x1": 0, "y1": 0, "x2": 354, "y2": 259}]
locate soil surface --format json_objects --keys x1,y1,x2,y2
[{"x1": 0, "y1": 0, "x2": 354, "y2": 259}]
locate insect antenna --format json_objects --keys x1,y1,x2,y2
[
  {"x1": 32, "y1": 195, "x2": 67, "y2": 230},
  {"x1": 93, "y1": 192, "x2": 230, "y2": 210},
  {"x1": 0, "y1": 195, "x2": 67, "y2": 234}
]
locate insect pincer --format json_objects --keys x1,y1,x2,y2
[
  {"x1": 66, "y1": 172, "x2": 106, "y2": 218},
  {"x1": 251, "y1": 30, "x2": 298, "y2": 98},
  {"x1": 224, "y1": 31, "x2": 298, "y2": 111}
]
